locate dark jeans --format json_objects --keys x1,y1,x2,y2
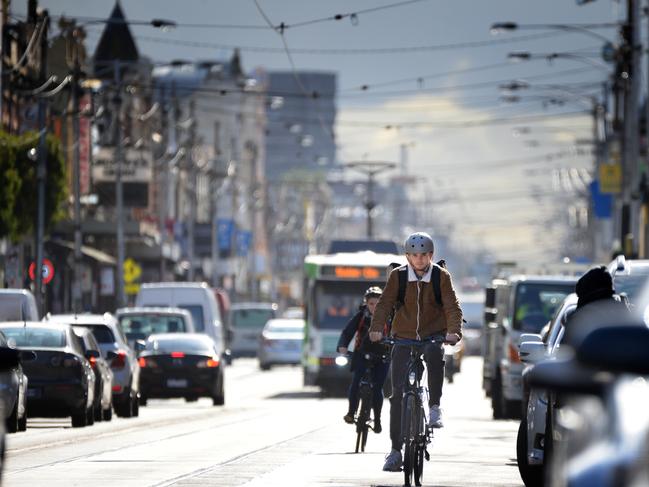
[
  {"x1": 347, "y1": 358, "x2": 390, "y2": 419},
  {"x1": 389, "y1": 340, "x2": 444, "y2": 451}
]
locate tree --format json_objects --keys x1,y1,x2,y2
[{"x1": 0, "y1": 130, "x2": 67, "y2": 241}]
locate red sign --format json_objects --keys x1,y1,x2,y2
[{"x1": 28, "y1": 258, "x2": 55, "y2": 284}]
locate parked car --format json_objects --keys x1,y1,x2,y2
[
  {"x1": 0, "y1": 322, "x2": 96, "y2": 427},
  {"x1": 458, "y1": 292, "x2": 484, "y2": 355},
  {"x1": 482, "y1": 275, "x2": 576, "y2": 419},
  {"x1": 528, "y1": 323, "x2": 649, "y2": 487},
  {"x1": 0, "y1": 289, "x2": 39, "y2": 321},
  {"x1": 517, "y1": 293, "x2": 578, "y2": 487},
  {"x1": 44, "y1": 313, "x2": 140, "y2": 418},
  {"x1": 0, "y1": 331, "x2": 31, "y2": 433},
  {"x1": 73, "y1": 327, "x2": 114, "y2": 422},
  {"x1": 115, "y1": 307, "x2": 195, "y2": 350},
  {"x1": 136, "y1": 283, "x2": 227, "y2": 359},
  {"x1": 229, "y1": 302, "x2": 278, "y2": 358},
  {"x1": 0, "y1": 345, "x2": 26, "y2": 478},
  {"x1": 258, "y1": 318, "x2": 304, "y2": 370},
  {"x1": 138, "y1": 333, "x2": 224, "y2": 405}
]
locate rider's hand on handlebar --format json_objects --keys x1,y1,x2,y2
[
  {"x1": 338, "y1": 346, "x2": 348, "y2": 354},
  {"x1": 445, "y1": 333, "x2": 460, "y2": 345},
  {"x1": 369, "y1": 331, "x2": 383, "y2": 343}
]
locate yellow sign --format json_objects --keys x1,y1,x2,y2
[
  {"x1": 599, "y1": 164, "x2": 622, "y2": 194},
  {"x1": 123, "y1": 258, "x2": 142, "y2": 284}
]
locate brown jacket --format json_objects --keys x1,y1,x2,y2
[{"x1": 370, "y1": 264, "x2": 463, "y2": 339}]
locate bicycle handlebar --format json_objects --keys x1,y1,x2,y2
[{"x1": 381, "y1": 335, "x2": 448, "y2": 347}]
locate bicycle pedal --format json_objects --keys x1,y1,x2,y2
[{"x1": 424, "y1": 449, "x2": 430, "y2": 461}]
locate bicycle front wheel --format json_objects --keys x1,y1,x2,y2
[
  {"x1": 402, "y1": 394, "x2": 417, "y2": 486},
  {"x1": 403, "y1": 439, "x2": 415, "y2": 486},
  {"x1": 414, "y1": 442, "x2": 424, "y2": 486}
]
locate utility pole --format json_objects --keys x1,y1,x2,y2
[
  {"x1": 187, "y1": 98, "x2": 196, "y2": 281},
  {"x1": 158, "y1": 86, "x2": 168, "y2": 281},
  {"x1": 71, "y1": 35, "x2": 83, "y2": 312},
  {"x1": 113, "y1": 60, "x2": 126, "y2": 308},
  {"x1": 34, "y1": 10, "x2": 49, "y2": 315},
  {"x1": 621, "y1": 0, "x2": 641, "y2": 256},
  {"x1": 346, "y1": 161, "x2": 396, "y2": 239}
]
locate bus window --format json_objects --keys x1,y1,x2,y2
[{"x1": 315, "y1": 282, "x2": 369, "y2": 329}]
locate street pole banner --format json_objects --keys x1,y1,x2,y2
[{"x1": 599, "y1": 164, "x2": 622, "y2": 194}]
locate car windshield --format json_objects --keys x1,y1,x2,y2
[
  {"x1": 147, "y1": 336, "x2": 213, "y2": 354},
  {"x1": 119, "y1": 314, "x2": 188, "y2": 341},
  {"x1": 231, "y1": 308, "x2": 275, "y2": 330},
  {"x1": 73, "y1": 324, "x2": 116, "y2": 344},
  {"x1": 2, "y1": 327, "x2": 66, "y2": 348},
  {"x1": 177, "y1": 305, "x2": 204, "y2": 332},
  {"x1": 513, "y1": 283, "x2": 574, "y2": 333}
]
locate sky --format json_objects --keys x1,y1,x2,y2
[{"x1": 10, "y1": 0, "x2": 623, "y2": 265}]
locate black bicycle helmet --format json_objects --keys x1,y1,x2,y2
[{"x1": 364, "y1": 286, "x2": 383, "y2": 300}]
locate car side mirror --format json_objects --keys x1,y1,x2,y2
[
  {"x1": 0, "y1": 347, "x2": 21, "y2": 370},
  {"x1": 20, "y1": 350, "x2": 37, "y2": 362},
  {"x1": 519, "y1": 341, "x2": 545, "y2": 364},
  {"x1": 106, "y1": 350, "x2": 118, "y2": 360},
  {"x1": 134, "y1": 340, "x2": 146, "y2": 352},
  {"x1": 518, "y1": 333, "x2": 542, "y2": 347},
  {"x1": 85, "y1": 349, "x2": 101, "y2": 359}
]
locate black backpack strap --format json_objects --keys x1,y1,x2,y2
[
  {"x1": 396, "y1": 266, "x2": 408, "y2": 309},
  {"x1": 432, "y1": 264, "x2": 442, "y2": 307}
]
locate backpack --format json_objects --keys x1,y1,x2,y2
[{"x1": 395, "y1": 259, "x2": 446, "y2": 310}]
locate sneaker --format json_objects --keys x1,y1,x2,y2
[
  {"x1": 382, "y1": 448, "x2": 402, "y2": 472},
  {"x1": 373, "y1": 418, "x2": 382, "y2": 434},
  {"x1": 343, "y1": 413, "x2": 354, "y2": 424},
  {"x1": 429, "y1": 404, "x2": 443, "y2": 428}
]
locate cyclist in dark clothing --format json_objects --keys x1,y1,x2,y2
[{"x1": 338, "y1": 286, "x2": 390, "y2": 434}]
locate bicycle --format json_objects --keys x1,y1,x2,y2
[
  {"x1": 352, "y1": 349, "x2": 389, "y2": 453},
  {"x1": 384, "y1": 335, "x2": 445, "y2": 487}
]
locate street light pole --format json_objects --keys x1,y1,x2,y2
[
  {"x1": 346, "y1": 161, "x2": 396, "y2": 239},
  {"x1": 113, "y1": 60, "x2": 126, "y2": 308},
  {"x1": 71, "y1": 50, "x2": 83, "y2": 312}
]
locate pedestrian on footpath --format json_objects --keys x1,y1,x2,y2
[{"x1": 369, "y1": 232, "x2": 463, "y2": 472}]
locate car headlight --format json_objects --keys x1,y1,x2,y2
[{"x1": 335, "y1": 356, "x2": 348, "y2": 367}]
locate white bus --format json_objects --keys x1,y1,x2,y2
[{"x1": 302, "y1": 249, "x2": 405, "y2": 395}]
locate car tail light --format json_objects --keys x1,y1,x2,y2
[
  {"x1": 138, "y1": 357, "x2": 158, "y2": 368},
  {"x1": 170, "y1": 352, "x2": 185, "y2": 358},
  {"x1": 111, "y1": 351, "x2": 127, "y2": 369},
  {"x1": 112, "y1": 384, "x2": 123, "y2": 393},
  {"x1": 89, "y1": 356, "x2": 97, "y2": 367},
  {"x1": 197, "y1": 357, "x2": 220, "y2": 368},
  {"x1": 320, "y1": 357, "x2": 335, "y2": 366},
  {"x1": 508, "y1": 342, "x2": 521, "y2": 364}
]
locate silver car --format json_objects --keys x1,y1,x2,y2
[
  {"x1": 0, "y1": 332, "x2": 30, "y2": 433},
  {"x1": 44, "y1": 313, "x2": 140, "y2": 418},
  {"x1": 115, "y1": 307, "x2": 196, "y2": 350},
  {"x1": 258, "y1": 319, "x2": 304, "y2": 370}
]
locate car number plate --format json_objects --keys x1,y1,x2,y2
[
  {"x1": 27, "y1": 388, "x2": 42, "y2": 398},
  {"x1": 167, "y1": 379, "x2": 188, "y2": 388}
]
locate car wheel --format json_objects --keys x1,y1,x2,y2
[
  {"x1": 116, "y1": 397, "x2": 133, "y2": 418},
  {"x1": 212, "y1": 373, "x2": 225, "y2": 406},
  {"x1": 517, "y1": 419, "x2": 543, "y2": 487},
  {"x1": 71, "y1": 409, "x2": 88, "y2": 428},
  {"x1": 132, "y1": 395, "x2": 140, "y2": 418},
  {"x1": 102, "y1": 406, "x2": 112, "y2": 422},
  {"x1": 86, "y1": 406, "x2": 95, "y2": 426},
  {"x1": 491, "y1": 373, "x2": 504, "y2": 419},
  {"x1": 6, "y1": 397, "x2": 19, "y2": 433},
  {"x1": 94, "y1": 402, "x2": 103, "y2": 422},
  {"x1": 259, "y1": 362, "x2": 271, "y2": 371},
  {"x1": 140, "y1": 396, "x2": 148, "y2": 407},
  {"x1": 18, "y1": 411, "x2": 27, "y2": 432},
  {"x1": 185, "y1": 396, "x2": 199, "y2": 402}
]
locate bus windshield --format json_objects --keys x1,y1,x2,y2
[{"x1": 314, "y1": 281, "x2": 370, "y2": 330}]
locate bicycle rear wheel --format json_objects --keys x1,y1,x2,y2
[{"x1": 403, "y1": 439, "x2": 415, "y2": 486}]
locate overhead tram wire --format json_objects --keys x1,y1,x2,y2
[{"x1": 132, "y1": 30, "x2": 590, "y2": 56}]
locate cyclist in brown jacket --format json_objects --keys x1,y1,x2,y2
[{"x1": 369, "y1": 232, "x2": 463, "y2": 472}]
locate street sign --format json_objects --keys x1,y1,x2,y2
[
  {"x1": 123, "y1": 258, "x2": 142, "y2": 296},
  {"x1": 599, "y1": 164, "x2": 622, "y2": 194},
  {"x1": 28, "y1": 258, "x2": 55, "y2": 284}
]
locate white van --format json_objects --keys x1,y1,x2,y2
[
  {"x1": 135, "y1": 283, "x2": 226, "y2": 357},
  {"x1": 0, "y1": 289, "x2": 39, "y2": 321}
]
